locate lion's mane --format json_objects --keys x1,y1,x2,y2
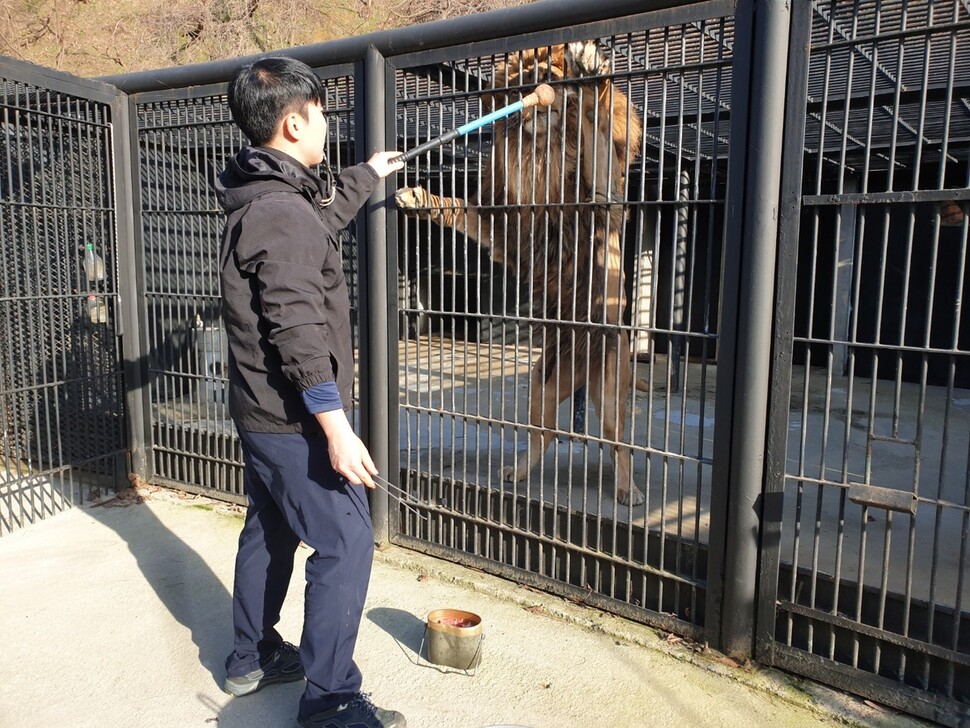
[{"x1": 474, "y1": 44, "x2": 643, "y2": 328}]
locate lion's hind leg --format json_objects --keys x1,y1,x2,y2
[
  {"x1": 502, "y1": 342, "x2": 580, "y2": 484},
  {"x1": 589, "y1": 329, "x2": 643, "y2": 507}
]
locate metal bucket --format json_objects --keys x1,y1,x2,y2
[{"x1": 425, "y1": 608, "x2": 483, "y2": 670}]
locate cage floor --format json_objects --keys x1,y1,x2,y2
[{"x1": 154, "y1": 335, "x2": 969, "y2": 608}]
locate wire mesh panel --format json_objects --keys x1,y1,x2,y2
[
  {"x1": 0, "y1": 68, "x2": 125, "y2": 536},
  {"x1": 137, "y1": 93, "x2": 243, "y2": 498},
  {"x1": 392, "y1": 2, "x2": 734, "y2": 635},
  {"x1": 135, "y1": 72, "x2": 361, "y2": 500},
  {"x1": 763, "y1": 2, "x2": 970, "y2": 722}
]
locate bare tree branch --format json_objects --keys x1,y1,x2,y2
[{"x1": 1, "y1": 0, "x2": 536, "y2": 76}]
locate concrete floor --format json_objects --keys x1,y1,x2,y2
[
  {"x1": 397, "y1": 337, "x2": 970, "y2": 608},
  {"x1": 0, "y1": 485, "x2": 929, "y2": 728},
  {"x1": 125, "y1": 332, "x2": 969, "y2": 720},
  {"x1": 138, "y1": 334, "x2": 970, "y2": 615}
]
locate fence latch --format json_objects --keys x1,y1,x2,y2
[{"x1": 848, "y1": 483, "x2": 917, "y2": 516}]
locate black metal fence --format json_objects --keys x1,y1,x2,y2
[
  {"x1": 1, "y1": 0, "x2": 967, "y2": 724},
  {"x1": 390, "y1": 3, "x2": 732, "y2": 643},
  {"x1": 761, "y1": 3, "x2": 970, "y2": 720},
  {"x1": 0, "y1": 63, "x2": 128, "y2": 535},
  {"x1": 132, "y1": 69, "x2": 362, "y2": 500}
]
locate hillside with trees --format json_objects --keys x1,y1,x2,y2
[{"x1": 0, "y1": 0, "x2": 525, "y2": 78}]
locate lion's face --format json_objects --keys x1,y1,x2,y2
[
  {"x1": 485, "y1": 43, "x2": 642, "y2": 174},
  {"x1": 486, "y1": 46, "x2": 572, "y2": 144}
]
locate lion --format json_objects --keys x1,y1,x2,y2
[{"x1": 395, "y1": 40, "x2": 646, "y2": 506}]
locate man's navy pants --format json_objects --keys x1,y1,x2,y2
[{"x1": 225, "y1": 428, "x2": 374, "y2": 718}]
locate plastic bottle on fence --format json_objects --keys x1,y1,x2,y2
[
  {"x1": 83, "y1": 243, "x2": 105, "y2": 282},
  {"x1": 86, "y1": 295, "x2": 107, "y2": 324}
]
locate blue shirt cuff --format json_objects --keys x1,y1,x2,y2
[{"x1": 301, "y1": 380, "x2": 344, "y2": 414}]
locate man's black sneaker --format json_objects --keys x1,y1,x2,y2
[
  {"x1": 223, "y1": 642, "x2": 304, "y2": 697},
  {"x1": 298, "y1": 693, "x2": 407, "y2": 728}
]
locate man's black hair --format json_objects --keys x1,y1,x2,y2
[{"x1": 227, "y1": 57, "x2": 325, "y2": 146}]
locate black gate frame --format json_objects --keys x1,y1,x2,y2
[
  {"x1": 758, "y1": 3, "x2": 969, "y2": 726},
  {"x1": 381, "y1": 0, "x2": 736, "y2": 648},
  {"x1": 0, "y1": 56, "x2": 137, "y2": 534}
]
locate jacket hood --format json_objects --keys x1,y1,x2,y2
[{"x1": 215, "y1": 146, "x2": 329, "y2": 213}]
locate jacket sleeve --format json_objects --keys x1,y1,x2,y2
[
  {"x1": 317, "y1": 163, "x2": 380, "y2": 231},
  {"x1": 234, "y1": 195, "x2": 341, "y2": 392}
]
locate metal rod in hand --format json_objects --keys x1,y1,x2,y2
[
  {"x1": 372, "y1": 474, "x2": 430, "y2": 521},
  {"x1": 396, "y1": 83, "x2": 556, "y2": 163}
]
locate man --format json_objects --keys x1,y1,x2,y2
[{"x1": 215, "y1": 56, "x2": 406, "y2": 728}]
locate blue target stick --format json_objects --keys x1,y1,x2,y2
[{"x1": 396, "y1": 83, "x2": 555, "y2": 163}]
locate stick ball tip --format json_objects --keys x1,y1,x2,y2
[{"x1": 535, "y1": 83, "x2": 556, "y2": 107}]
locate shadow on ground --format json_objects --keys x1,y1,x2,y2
[
  {"x1": 85, "y1": 499, "x2": 231, "y2": 680},
  {"x1": 367, "y1": 606, "x2": 427, "y2": 660},
  {"x1": 83, "y1": 498, "x2": 312, "y2": 727}
]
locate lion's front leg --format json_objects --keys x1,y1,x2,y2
[
  {"x1": 394, "y1": 185, "x2": 488, "y2": 245},
  {"x1": 394, "y1": 185, "x2": 431, "y2": 215},
  {"x1": 394, "y1": 185, "x2": 448, "y2": 224}
]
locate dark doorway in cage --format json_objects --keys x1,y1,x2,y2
[{"x1": 792, "y1": 168, "x2": 970, "y2": 391}]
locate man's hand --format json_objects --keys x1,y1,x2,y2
[
  {"x1": 366, "y1": 151, "x2": 405, "y2": 179},
  {"x1": 314, "y1": 410, "x2": 377, "y2": 488}
]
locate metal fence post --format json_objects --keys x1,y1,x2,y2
[
  {"x1": 706, "y1": 0, "x2": 792, "y2": 658},
  {"x1": 111, "y1": 93, "x2": 150, "y2": 486},
  {"x1": 361, "y1": 47, "x2": 393, "y2": 546},
  {"x1": 756, "y1": 0, "x2": 812, "y2": 661}
]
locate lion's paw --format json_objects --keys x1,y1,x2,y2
[
  {"x1": 617, "y1": 486, "x2": 645, "y2": 507},
  {"x1": 566, "y1": 40, "x2": 609, "y2": 78},
  {"x1": 501, "y1": 464, "x2": 526, "y2": 483},
  {"x1": 394, "y1": 185, "x2": 428, "y2": 210}
]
